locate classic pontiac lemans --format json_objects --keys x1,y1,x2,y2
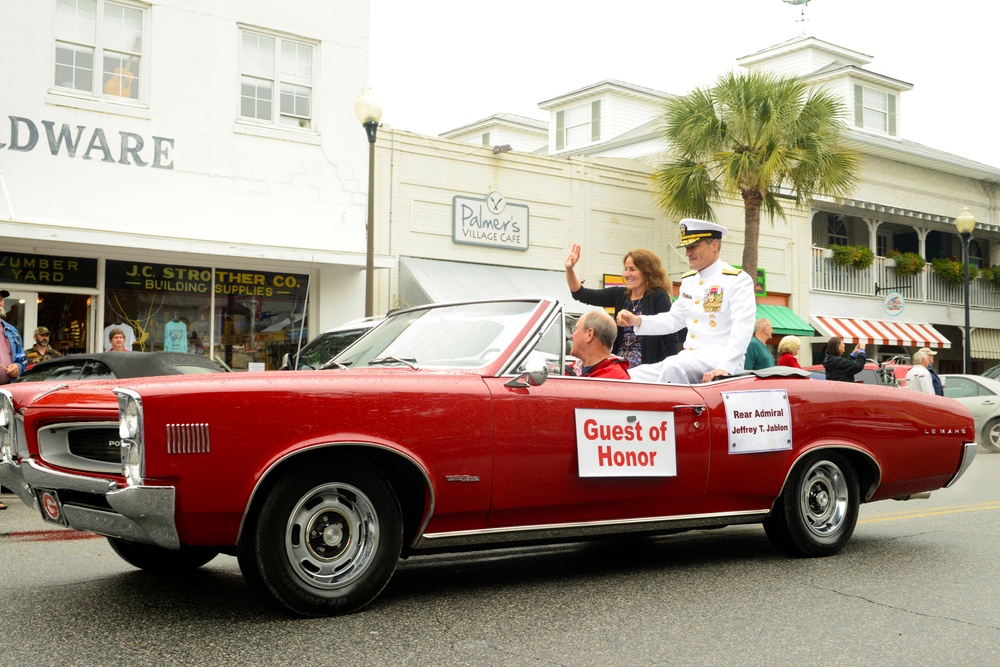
[{"x1": 0, "y1": 298, "x2": 978, "y2": 616}]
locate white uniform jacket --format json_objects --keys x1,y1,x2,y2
[{"x1": 634, "y1": 259, "x2": 756, "y2": 375}]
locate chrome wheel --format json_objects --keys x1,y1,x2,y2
[
  {"x1": 798, "y1": 460, "x2": 850, "y2": 538},
  {"x1": 983, "y1": 419, "x2": 1000, "y2": 453},
  {"x1": 285, "y1": 482, "x2": 379, "y2": 589}
]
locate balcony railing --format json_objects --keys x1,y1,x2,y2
[{"x1": 811, "y1": 247, "x2": 1000, "y2": 310}]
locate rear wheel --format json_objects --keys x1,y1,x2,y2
[
  {"x1": 107, "y1": 537, "x2": 218, "y2": 572},
  {"x1": 238, "y1": 457, "x2": 403, "y2": 616},
  {"x1": 981, "y1": 418, "x2": 1000, "y2": 453},
  {"x1": 764, "y1": 451, "x2": 859, "y2": 557}
]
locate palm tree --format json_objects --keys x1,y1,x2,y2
[{"x1": 653, "y1": 70, "x2": 861, "y2": 282}]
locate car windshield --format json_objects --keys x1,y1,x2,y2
[{"x1": 334, "y1": 301, "x2": 542, "y2": 369}]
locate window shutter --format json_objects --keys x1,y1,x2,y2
[
  {"x1": 854, "y1": 84, "x2": 864, "y2": 127},
  {"x1": 591, "y1": 100, "x2": 601, "y2": 142},
  {"x1": 556, "y1": 110, "x2": 565, "y2": 150},
  {"x1": 887, "y1": 94, "x2": 897, "y2": 136}
]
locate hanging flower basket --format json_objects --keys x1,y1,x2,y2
[
  {"x1": 885, "y1": 250, "x2": 926, "y2": 277},
  {"x1": 931, "y1": 257, "x2": 979, "y2": 285},
  {"x1": 829, "y1": 244, "x2": 874, "y2": 270}
]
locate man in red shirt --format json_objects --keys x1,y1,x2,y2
[{"x1": 570, "y1": 310, "x2": 630, "y2": 379}]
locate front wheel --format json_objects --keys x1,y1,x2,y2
[
  {"x1": 107, "y1": 537, "x2": 218, "y2": 572},
  {"x1": 239, "y1": 457, "x2": 403, "y2": 616},
  {"x1": 981, "y1": 418, "x2": 1000, "y2": 453},
  {"x1": 764, "y1": 451, "x2": 859, "y2": 557}
]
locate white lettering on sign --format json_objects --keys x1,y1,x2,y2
[
  {"x1": 575, "y1": 409, "x2": 677, "y2": 477},
  {"x1": 722, "y1": 389, "x2": 793, "y2": 454},
  {"x1": 452, "y1": 195, "x2": 529, "y2": 250}
]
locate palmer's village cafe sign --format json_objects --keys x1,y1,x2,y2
[
  {"x1": 0, "y1": 114, "x2": 174, "y2": 169},
  {"x1": 453, "y1": 192, "x2": 529, "y2": 251}
]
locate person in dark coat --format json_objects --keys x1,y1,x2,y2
[
  {"x1": 565, "y1": 244, "x2": 679, "y2": 368},
  {"x1": 823, "y1": 336, "x2": 867, "y2": 382}
]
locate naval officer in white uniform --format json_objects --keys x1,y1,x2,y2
[{"x1": 617, "y1": 219, "x2": 756, "y2": 384}]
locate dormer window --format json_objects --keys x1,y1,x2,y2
[
  {"x1": 854, "y1": 84, "x2": 897, "y2": 136},
  {"x1": 555, "y1": 100, "x2": 600, "y2": 151}
]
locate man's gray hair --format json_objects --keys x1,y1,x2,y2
[{"x1": 581, "y1": 310, "x2": 618, "y2": 350}]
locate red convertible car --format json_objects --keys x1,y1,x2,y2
[{"x1": 0, "y1": 298, "x2": 978, "y2": 617}]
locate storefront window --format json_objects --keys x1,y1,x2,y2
[
  {"x1": 105, "y1": 260, "x2": 214, "y2": 354},
  {"x1": 213, "y1": 268, "x2": 309, "y2": 370}
]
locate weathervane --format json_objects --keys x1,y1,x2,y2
[{"x1": 782, "y1": 0, "x2": 812, "y2": 34}]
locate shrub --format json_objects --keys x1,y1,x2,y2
[
  {"x1": 830, "y1": 244, "x2": 875, "y2": 270},
  {"x1": 931, "y1": 257, "x2": 980, "y2": 285}
]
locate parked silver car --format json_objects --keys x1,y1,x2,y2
[
  {"x1": 277, "y1": 317, "x2": 380, "y2": 370},
  {"x1": 942, "y1": 374, "x2": 1000, "y2": 452}
]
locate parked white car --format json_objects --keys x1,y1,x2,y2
[
  {"x1": 942, "y1": 374, "x2": 1000, "y2": 452},
  {"x1": 278, "y1": 317, "x2": 380, "y2": 370}
]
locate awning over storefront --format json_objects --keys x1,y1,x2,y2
[
  {"x1": 756, "y1": 304, "x2": 814, "y2": 336},
  {"x1": 810, "y1": 315, "x2": 951, "y2": 349},
  {"x1": 398, "y1": 256, "x2": 594, "y2": 314},
  {"x1": 971, "y1": 329, "x2": 1000, "y2": 360}
]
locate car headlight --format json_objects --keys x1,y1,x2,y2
[
  {"x1": 114, "y1": 388, "x2": 144, "y2": 484},
  {"x1": 0, "y1": 390, "x2": 14, "y2": 462}
]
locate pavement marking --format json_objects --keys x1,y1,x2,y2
[
  {"x1": 860, "y1": 501, "x2": 1000, "y2": 524},
  {"x1": 0, "y1": 529, "x2": 102, "y2": 542}
]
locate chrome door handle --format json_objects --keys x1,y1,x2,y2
[{"x1": 674, "y1": 404, "x2": 706, "y2": 416}]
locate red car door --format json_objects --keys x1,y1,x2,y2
[{"x1": 484, "y1": 375, "x2": 711, "y2": 528}]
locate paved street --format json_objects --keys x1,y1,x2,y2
[{"x1": 2, "y1": 452, "x2": 999, "y2": 667}]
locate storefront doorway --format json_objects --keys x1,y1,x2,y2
[{"x1": 2, "y1": 289, "x2": 94, "y2": 356}]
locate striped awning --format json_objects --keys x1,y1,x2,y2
[
  {"x1": 810, "y1": 315, "x2": 951, "y2": 349},
  {"x1": 971, "y1": 329, "x2": 1000, "y2": 360}
]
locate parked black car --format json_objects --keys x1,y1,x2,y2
[{"x1": 19, "y1": 351, "x2": 226, "y2": 382}]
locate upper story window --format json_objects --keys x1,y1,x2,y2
[
  {"x1": 555, "y1": 100, "x2": 601, "y2": 151},
  {"x1": 481, "y1": 132, "x2": 490, "y2": 146},
  {"x1": 854, "y1": 84, "x2": 896, "y2": 136},
  {"x1": 54, "y1": 0, "x2": 145, "y2": 101},
  {"x1": 827, "y1": 215, "x2": 849, "y2": 246},
  {"x1": 240, "y1": 29, "x2": 314, "y2": 129}
]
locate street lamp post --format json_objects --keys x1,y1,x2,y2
[
  {"x1": 355, "y1": 85, "x2": 382, "y2": 318},
  {"x1": 955, "y1": 206, "x2": 976, "y2": 374}
]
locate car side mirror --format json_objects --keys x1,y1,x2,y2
[{"x1": 505, "y1": 361, "x2": 549, "y2": 388}]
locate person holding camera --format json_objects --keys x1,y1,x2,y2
[{"x1": 823, "y1": 336, "x2": 867, "y2": 382}]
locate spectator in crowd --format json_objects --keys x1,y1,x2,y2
[
  {"x1": 823, "y1": 336, "x2": 866, "y2": 382},
  {"x1": 26, "y1": 326, "x2": 63, "y2": 364},
  {"x1": 565, "y1": 244, "x2": 678, "y2": 367},
  {"x1": 776, "y1": 335, "x2": 803, "y2": 368},
  {"x1": 1, "y1": 289, "x2": 27, "y2": 511},
  {"x1": 108, "y1": 327, "x2": 130, "y2": 352},
  {"x1": 905, "y1": 347, "x2": 943, "y2": 395},
  {"x1": 569, "y1": 310, "x2": 630, "y2": 379},
  {"x1": 744, "y1": 318, "x2": 774, "y2": 370},
  {"x1": 618, "y1": 219, "x2": 755, "y2": 384}
]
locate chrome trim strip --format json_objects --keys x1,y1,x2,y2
[
  {"x1": 413, "y1": 509, "x2": 769, "y2": 550},
  {"x1": 944, "y1": 441, "x2": 977, "y2": 488},
  {"x1": 22, "y1": 457, "x2": 118, "y2": 494},
  {"x1": 166, "y1": 423, "x2": 210, "y2": 454}
]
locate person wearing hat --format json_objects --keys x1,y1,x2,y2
[
  {"x1": 905, "y1": 347, "x2": 943, "y2": 395},
  {"x1": 26, "y1": 325, "x2": 63, "y2": 364},
  {"x1": 0, "y1": 289, "x2": 27, "y2": 386},
  {"x1": 616, "y1": 219, "x2": 756, "y2": 384}
]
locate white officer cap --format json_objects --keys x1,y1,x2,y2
[{"x1": 677, "y1": 218, "x2": 728, "y2": 248}]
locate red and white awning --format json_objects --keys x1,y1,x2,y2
[{"x1": 810, "y1": 315, "x2": 951, "y2": 349}]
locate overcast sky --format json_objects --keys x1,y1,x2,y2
[{"x1": 370, "y1": 0, "x2": 999, "y2": 168}]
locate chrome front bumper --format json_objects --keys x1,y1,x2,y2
[{"x1": 0, "y1": 457, "x2": 180, "y2": 550}]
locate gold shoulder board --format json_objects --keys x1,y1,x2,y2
[
  {"x1": 681, "y1": 270, "x2": 697, "y2": 278},
  {"x1": 722, "y1": 267, "x2": 742, "y2": 276}
]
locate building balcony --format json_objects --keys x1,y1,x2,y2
[{"x1": 810, "y1": 247, "x2": 1000, "y2": 310}]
